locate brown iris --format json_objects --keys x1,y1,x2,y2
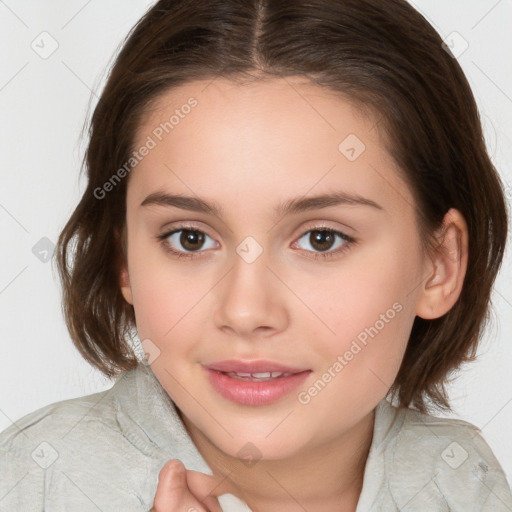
[
  {"x1": 180, "y1": 230, "x2": 205, "y2": 251},
  {"x1": 309, "y1": 230, "x2": 335, "y2": 252}
]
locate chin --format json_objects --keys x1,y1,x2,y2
[{"x1": 213, "y1": 429, "x2": 307, "y2": 463}]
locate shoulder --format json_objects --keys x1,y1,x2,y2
[
  {"x1": 0, "y1": 384, "x2": 120, "y2": 455},
  {"x1": 379, "y1": 401, "x2": 512, "y2": 510},
  {"x1": 0, "y1": 375, "x2": 154, "y2": 510}
]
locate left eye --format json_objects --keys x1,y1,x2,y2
[
  {"x1": 162, "y1": 228, "x2": 218, "y2": 253},
  {"x1": 294, "y1": 229, "x2": 351, "y2": 254}
]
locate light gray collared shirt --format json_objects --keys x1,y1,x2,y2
[{"x1": 1, "y1": 363, "x2": 511, "y2": 511}]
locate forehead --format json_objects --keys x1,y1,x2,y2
[
  {"x1": 128, "y1": 77, "x2": 412, "y2": 218},
  {"x1": 136, "y1": 76, "x2": 379, "y2": 153}
]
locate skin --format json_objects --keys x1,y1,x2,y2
[{"x1": 119, "y1": 77, "x2": 468, "y2": 511}]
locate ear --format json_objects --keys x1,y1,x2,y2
[
  {"x1": 115, "y1": 228, "x2": 133, "y2": 306},
  {"x1": 120, "y1": 263, "x2": 133, "y2": 305},
  {"x1": 415, "y1": 208, "x2": 468, "y2": 320}
]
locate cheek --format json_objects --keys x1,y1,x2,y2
[
  {"x1": 296, "y1": 278, "x2": 413, "y2": 424},
  {"x1": 126, "y1": 240, "x2": 211, "y2": 342},
  {"x1": 294, "y1": 240, "x2": 420, "y2": 383},
  {"x1": 302, "y1": 251, "x2": 415, "y2": 341}
]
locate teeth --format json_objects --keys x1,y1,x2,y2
[
  {"x1": 226, "y1": 371, "x2": 292, "y2": 381},
  {"x1": 251, "y1": 372, "x2": 281, "y2": 378}
]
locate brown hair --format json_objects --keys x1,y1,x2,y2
[{"x1": 55, "y1": 0, "x2": 508, "y2": 414}]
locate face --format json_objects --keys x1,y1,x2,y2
[{"x1": 120, "y1": 77, "x2": 431, "y2": 461}]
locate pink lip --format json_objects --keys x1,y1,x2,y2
[
  {"x1": 203, "y1": 359, "x2": 309, "y2": 373},
  {"x1": 201, "y1": 360, "x2": 312, "y2": 406}
]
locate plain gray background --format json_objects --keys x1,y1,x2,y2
[{"x1": 1, "y1": 0, "x2": 511, "y2": 489}]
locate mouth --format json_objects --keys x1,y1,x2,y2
[
  {"x1": 219, "y1": 371, "x2": 299, "y2": 381},
  {"x1": 201, "y1": 359, "x2": 312, "y2": 405}
]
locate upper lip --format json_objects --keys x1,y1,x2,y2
[{"x1": 203, "y1": 360, "x2": 310, "y2": 374}]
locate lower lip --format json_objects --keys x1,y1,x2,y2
[{"x1": 204, "y1": 368, "x2": 311, "y2": 406}]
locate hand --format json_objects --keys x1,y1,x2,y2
[{"x1": 150, "y1": 459, "x2": 225, "y2": 512}]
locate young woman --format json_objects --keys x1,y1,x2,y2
[{"x1": 1, "y1": 1, "x2": 510, "y2": 510}]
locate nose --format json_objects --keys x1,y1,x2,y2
[{"x1": 213, "y1": 247, "x2": 289, "y2": 339}]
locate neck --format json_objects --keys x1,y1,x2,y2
[{"x1": 179, "y1": 408, "x2": 375, "y2": 512}]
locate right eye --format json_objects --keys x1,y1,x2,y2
[{"x1": 158, "y1": 226, "x2": 219, "y2": 259}]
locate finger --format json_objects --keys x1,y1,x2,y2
[
  {"x1": 152, "y1": 459, "x2": 208, "y2": 512},
  {"x1": 185, "y1": 469, "x2": 227, "y2": 512}
]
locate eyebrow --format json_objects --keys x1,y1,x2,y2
[{"x1": 140, "y1": 190, "x2": 383, "y2": 217}]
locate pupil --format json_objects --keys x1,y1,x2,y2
[
  {"x1": 311, "y1": 230, "x2": 334, "y2": 251},
  {"x1": 181, "y1": 230, "x2": 204, "y2": 251}
]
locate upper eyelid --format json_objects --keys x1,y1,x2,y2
[
  {"x1": 161, "y1": 218, "x2": 354, "y2": 235},
  {"x1": 161, "y1": 222, "x2": 352, "y2": 239},
  {"x1": 161, "y1": 223, "x2": 216, "y2": 240}
]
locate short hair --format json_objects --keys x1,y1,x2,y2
[{"x1": 55, "y1": 0, "x2": 508, "y2": 415}]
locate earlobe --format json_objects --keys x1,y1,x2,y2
[
  {"x1": 416, "y1": 208, "x2": 468, "y2": 320},
  {"x1": 115, "y1": 227, "x2": 134, "y2": 306},
  {"x1": 120, "y1": 265, "x2": 134, "y2": 305}
]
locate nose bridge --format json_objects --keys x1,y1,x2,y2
[
  {"x1": 213, "y1": 236, "x2": 289, "y2": 335},
  {"x1": 231, "y1": 238, "x2": 269, "y2": 290}
]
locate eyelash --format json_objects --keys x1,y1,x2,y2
[{"x1": 156, "y1": 223, "x2": 356, "y2": 261}]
